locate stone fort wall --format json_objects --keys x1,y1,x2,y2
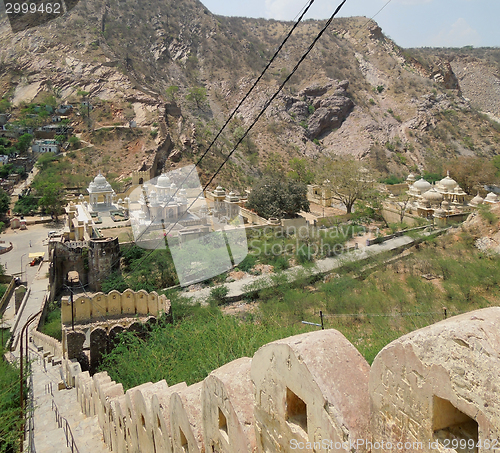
[
  {"x1": 65, "y1": 307, "x2": 500, "y2": 453},
  {"x1": 61, "y1": 289, "x2": 170, "y2": 324}
]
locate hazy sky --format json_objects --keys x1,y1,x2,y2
[{"x1": 200, "y1": 0, "x2": 500, "y2": 49}]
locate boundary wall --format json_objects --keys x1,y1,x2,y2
[
  {"x1": 61, "y1": 290, "x2": 170, "y2": 324},
  {"x1": 67, "y1": 307, "x2": 500, "y2": 453}
]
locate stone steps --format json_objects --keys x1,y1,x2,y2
[{"x1": 30, "y1": 351, "x2": 109, "y2": 453}]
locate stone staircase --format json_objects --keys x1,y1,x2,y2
[{"x1": 30, "y1": 349, "x2": 109, "y2": 453}]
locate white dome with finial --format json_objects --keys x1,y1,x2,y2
[
  {"x1": 413, "y1": 178, "x2": 431, "y2": 193},
  {"x1": 157, "y1": 173, "x2": 171, "y2": 188},
  {"x1": 438, "y1": 171, "x2": 458, "y2": 192}
]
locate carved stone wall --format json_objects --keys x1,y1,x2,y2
[
  {"x1": 61, "y1": 290, "x2": 170, "y2": 324},
  {"x1": 68, "y1": 308, "x2": 500, "y2": 453}
]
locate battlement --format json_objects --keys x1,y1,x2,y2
[
  {"x1": 61, "y1": 289, "x2": 170, "y2": 325},
  {"x1": 66, "y1": 307, "x2": 500, "y2": 453}
]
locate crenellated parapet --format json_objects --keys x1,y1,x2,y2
[
  {"x1": 68, "y1": 307, "x2": 500, "y2": 453},
  {"x1": 61, "y1": 289, "x2": 170, "y2": 325}
]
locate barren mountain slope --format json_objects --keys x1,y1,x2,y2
[{"x1": 0, "y1": 0, "x2": 499, "y2": 189}]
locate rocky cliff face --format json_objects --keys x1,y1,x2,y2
[{"x1": 0, "y1": 0, "x2": 499, "y2": 187}]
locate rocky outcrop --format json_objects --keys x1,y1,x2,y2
[
  {"x1": 283, "y1": 79, "x2": 354, "y2": 140},
  {"x1": 306, "y1": 85, "x2": 354, "y2": 140},
  {"x1": 430, "y1": 61, "x2": 461, "y2": 92}
]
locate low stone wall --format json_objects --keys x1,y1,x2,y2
[
  {"x1": 0, "y1": 241, "x2": 13, "y2": 254},
  {"x1": 239, "y1": 207, "x2": 268, "y2": 226},
  {"x1": 68, "y1": 308, "x2": 500, "y2": 453},
  {"x1": 32, "y1": 330, "x2": 63, "y2": 359},
  {"x1": 61, "y1": 289, "x2": 170, "y2": 324}
]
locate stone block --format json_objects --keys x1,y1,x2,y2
[
  {"x1": 122, "y1": 289, "x2": 136, "y2": 315},
  {"x1": 251, "y1": 329, "x2": 370, "y2": 453},
  {"x1": 125, "y1": 382, "x2": 154, "y2": 453},
  {"x1": 136, "y1": 290, "x2": 149, "y2": 315},
  {"x1": 74, "y1": 296, "x2": 91, "y2": 323},
  {"x1": 151, "y1": 382, "x2": 188, "y2": 453},
  {"x1": 133, "y1": 380, "x2": 169, "y2": 453},
  {"x1": 202, "y1": 357, "x2": 255, "y2": 453},
  {"x1": 110, "y1": 395, "x2": 128, "y2": 453},
  {"x1": 170, "y1": 382, "x2": 204, "y2": 453},
  {"x1": 108, "y1": 291, "x2": 122, "y2": 316},
  {"x1": 92, "y1": 293, "x2": 107, "y2": 319},
  {"x1": 370, "y1": 307, "x2": 500, "y2": 453},
  {"x1": 90, "y1": 327, "x2": 109, "y2": 375}
]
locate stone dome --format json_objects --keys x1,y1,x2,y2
[
  {"x1": 406, "y1": 173, "x2": 416, "y2": 183},
  {"x1": 157, "y1": 173, "x2": 171, "y2": 188},
  {"x1": 469, "y1": 193, "x2": 484, "y2": 207},
  {"x1": 413, "y1": 178, "x2": 431, "y2": 193},
  {"x1": 485, "y1": 192, "x2": 499, "y2": 203},
  {"x1": 94, "y1": 172, "x2": 107, "y2": 185},
  {"x1": 422, "y1": 188, "x2": 443, "y2": 204},
  {"x1": 434, "y1": 207, "x2": 446, "y2": 218},
  {"x1": 438, "y1": 171, "x2": 458, "y2": 192}
]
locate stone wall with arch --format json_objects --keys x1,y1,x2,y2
[{"x1": 61, "y1": 290, "x2": 170, "y2": 324}]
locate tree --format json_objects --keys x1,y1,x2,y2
[
  {"x1": 166, "y1": 85, "x2": 179, "y2": 102},
  {"x1": 36, "y1": 182, "x2": 65, "y2": 219},
  {"x1": 394, "y1": 195, "x2": 412, "y2": 224},
  {"x1": 15, "y1": 133, "x2": 33, "y2": 153},
  {"x1": 0, "y1": 189, "x2": 10, "y2": 216},
  {"x1": 13, "y1": 194, "x2": 39, "y2": 216},
  {"x1": 246, "y1": 177, "x2": 310, "y2": 219},
  {"x1": 0, "y1": 98, "x2": 11, "y2": 114},
  {"x1": 287, "y1": 158, "x2": 315, "y2": 184},
  {"x1": 186, "y1": 87, "x2": 208, "y2": 109},
  {"x1": 447, "y1": 157, "x2": 497, "y2": 194},
  {"x1": 318, "y1": 159, "x2": 374, "y2": 214}
]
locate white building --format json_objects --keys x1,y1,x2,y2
[
  {"x1": 87, "y1": 172, "x2": 115, "y2": 207},
  {"x1": 32, "y1": 139, "x2": 59, "y2": 153}
]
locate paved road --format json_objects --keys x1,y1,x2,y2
[
  {"x1": 183, "y1": 234, "x2": 417, "y2": 303},
  {"x1": 1, "y1": 222, "x2": 59, "y2": 332},
  {"x1": 9, "y1": 260, "x2": 49, "y2": 350}
]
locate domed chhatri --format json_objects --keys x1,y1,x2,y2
[
  {"x1": 485, "y1": 192, "x2": 499, "y2": 204},
  {"x1": 87, "y1": 171, "x2": 114, "y2": 207},
  {"x1": 422, "y1": 188, "x2": 443, "y2": 204},
  {"x1": 437, "y1": 171, "x2": 458, "y2": 193},
  {"x1": 469, "y1": 193, "x2": 484, "y2": 207},
  {"x1": 156, "y1": 173, "x2": 171, "y2": 188},
  {"x1": 406, "y1": 173, "x2": 416, "y2": 183},
  {"x1": 413, "y1": 178, "x2": 432, "y2": 193}
]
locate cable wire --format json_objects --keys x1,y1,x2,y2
[
  {"x1": 126, "y1": 0, "x2": 349, "y2": 278},
  {"x1": 114, "y1": 0, "x2": 342, "y2": 279},
  {"x1": 131, "y1": 0, "x2": 317, "y2": 248}
]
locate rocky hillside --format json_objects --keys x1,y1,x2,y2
[{"x1": 0, "y1": 0, "x2": 499, "y2": 190}]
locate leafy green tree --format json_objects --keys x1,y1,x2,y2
[
  {"x1": 166, "y1": 85, "x2": 179, "y2": 102},
  {"x1": 0, "y1": 98, "x2": 11, "y2": 114},
  {"x1": 36, "y1": 182, "x2": 64, "y2": 218},
  {"x1": 0, "y1": 189, "x2": 10, "y2": 216},
  {"x1": 186, "y1": 87, "x2": 208, "y2": 109},
  {"x1": 318, "y1": 159, "x2": 375, "y2": 214},
  {"x1": 15, "y1": 133, "x2": 33, "y2": 153},
  {"x1": 246, "y1": 177, "x2": 310, "y2": 219},
  {"x1": 13, "y1": 194, "x2": 39, "y2": 216},
  {"x1": 68, "y1": 136, "x2": 80, "y2": 149},
  {"x1": 287, "y1": 158, "x2": 315, "y2": 184}
]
